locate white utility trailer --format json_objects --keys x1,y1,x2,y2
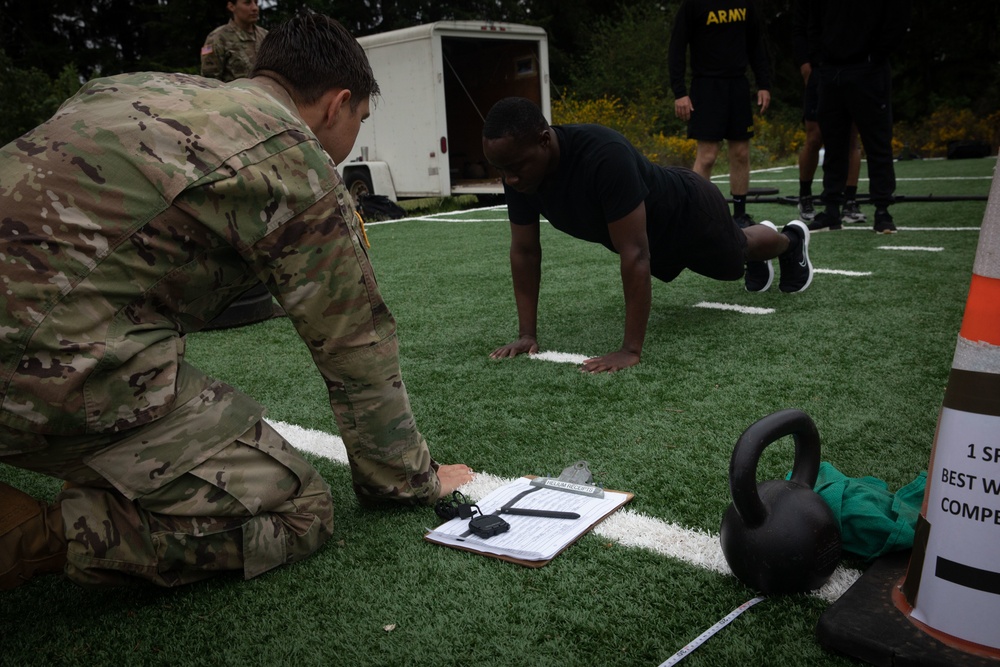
[{"x1": 343, "y1": 21, "x2": 551, "y2": 202}]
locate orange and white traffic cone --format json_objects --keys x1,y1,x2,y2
[
  {"x1": 893, "y1": 170, "x2": 1000, "y2": 659},
  {"x1": 817, "y1": 171, "x2": 1000, "y2": 665}
]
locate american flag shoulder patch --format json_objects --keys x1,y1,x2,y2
[{"x1": 201, "y1": 45, "x2": 213, "y2": 56}]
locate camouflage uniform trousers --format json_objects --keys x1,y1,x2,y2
[{"x1": 0, "y1": 374, "x2": 333, "y2": 587}]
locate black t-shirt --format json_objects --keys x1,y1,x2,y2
[
  {"x1": 504, "y1": 124, "x2": 688, "y2": 255},
  {"x1": 667, "y1": 0, "x2": 772, "y2": 99},
  {"x1": 807, "y1": 0, "x2": 909, "y2": 66}
]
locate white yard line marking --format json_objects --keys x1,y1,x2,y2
[
  {"x1": 367, "y1": 204, "x2": 509, "y2": 226},
  {"x1": 879, "y1": 246, "x2": 944, "y2": 252},
  {"x1": 368, "y1": 216, "x2": 504, "y2": 225},
  {"x1": 268, "y1": 419, "x2": 861, "y2": 603},
  {"x1": 528, "y1": 351, "x2": 590, "y2": 364},
  {"x1": 396, "y1": 217, "x2": 503, "y2": 223},
  {"x1": 374, "y1": 217, "x2": 982, "y2": 230},
  {"x1": 268, "y1": 420, "x2": 350, "y2": 465},
  {"x1": 413, "y1": 205, "x2": 507, "y2": 218},
  {"x1": 711, "y1": 165, "x2": 789, "y2": 180},
  {"x1": 815, "y1": 268, "x2": 873, "y2": 276},
  {"x1": 899, "y1": 227, "x2": 980, "y2": 231},
  {"x1": 694, "y1": 301, "x2": 775, "y2": 315},
  {"x1": 733, "y1": 176, "x2": 993, "y2": 184},
  {"x1": 838, "y1": 227, "x2": 980, "y2": 232}
]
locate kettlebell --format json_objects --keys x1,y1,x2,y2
[{"x1": 720, "y1": 409, "x2": 842, "y2": 595}]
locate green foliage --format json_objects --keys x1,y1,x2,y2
[
  {"x1": 265, "y1": 0, "x2": 532, "y2": 34},
  {"x1": 552, "y1": 92, "x2": 697, "y2": 167},
  {"x1": 890, "y1": 1, "x2": 1000, "y2": 123},
  {"x1": 3, "y1": 0, "x2": 998, "y2": 131},
  {"x1": 555, "y1": 87, "x2": 998, "y2": 172},
  {"x1": 2, "y1": 0, "x2": 998, "y2": 161},
  {"x1": 748, "y1": 113, "x2": 805, "y2": 167},
  {"x1": 1, "y1": 0, "x2": 228, "y2": 78},
  {"x1": 567, "y1": 3, "x2": 672, "y2": 105},
  {"x1": 553, "y1": 0, "x2": 987, "y2": 167},
  {"x1": 895, "y1": 107, "x2": 1000, "y2": 158},
  {"x1": 553, "y1": 92, "x2": 662, "y2": 142},
  {"x1": 0, "y1": 50, "x2": 82, "y2": 145}
]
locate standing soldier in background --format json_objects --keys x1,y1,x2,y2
[
  {"x1": 669, "y1": 0, "x2": 772, "y2": 229},
  {"x1": 792, "y1": 0, "x2": 866, "y2": 227},
  {"x1": 0, "y1": 12, "x2": 472, "y2": 591},
  {"x1": 201, "y1": 0, "x2": 267, "y2": 82},
  {"x1": 806, "y1": 0, "x2": 911, "y2": 234},
  {"x1": 201, "y1": 0, "x2": 275, "y2": 330}
]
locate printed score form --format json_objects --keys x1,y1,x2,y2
[{"x1": 424, "y1": 476, "x2": 633, "y2": 567}]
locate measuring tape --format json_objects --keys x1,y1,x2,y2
[{"x1": 656, "y1": 596, "x2": 766, "y2": 667}]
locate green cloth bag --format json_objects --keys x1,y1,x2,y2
[{"x1": 788, "y1": 462, "x2": 927, "y2": 561}]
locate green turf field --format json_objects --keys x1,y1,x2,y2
[{"x1": 1, "y1": 156, "x2": 995, "y2": 666}]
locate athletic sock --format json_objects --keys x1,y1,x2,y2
[
  {"x1": 845, "y1": 185, "x2": 858, "y2": 200},
  {"x1": 799, "y1": 181, "x2": 813, "y2": 198},
  {"x1": 732, "y1": 193, "x2": 747, "y2": 218}
]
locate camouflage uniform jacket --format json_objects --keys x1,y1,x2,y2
[
  {"x1": 200, "y1": 20, "x2": 267, "y2": 82},
  {"x1": 0, "y1": 72, "x2": 441, "y2": 505}
]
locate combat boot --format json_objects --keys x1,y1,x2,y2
[{"x1": 0, "y1": 481, "x2": 67, "y2": 589}]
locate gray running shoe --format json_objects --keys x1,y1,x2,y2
[
  {"x1": 797, "y1": 196, "x2": 817, "y2": 221},
  {"x1": 841, "y1": 200, "x2": 867, "y2": 223}
]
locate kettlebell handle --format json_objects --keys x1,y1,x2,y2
[{"x1": 729, "y1": 409, "x2": 822, "y2": 528}]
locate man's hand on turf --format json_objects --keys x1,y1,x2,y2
[
  {"x1": 581, "y1": 350, "x2": 640, "y2": 374},
  {"x1": 490, "y1": 335, "x2": 538, "y2": 360},
  {"x1": 438, "y1": 464, "x2": 475, "y2": 496}
]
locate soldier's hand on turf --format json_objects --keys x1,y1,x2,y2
[
  {"x1": 438, "y1": 464, "x2": 475, "y2": 495},
  {"x1": 490, "y1": 335, "x2": 539, "y2": 360},
  {"x1": 581, "y1": 350, "x2": 640, "y2": 374}
]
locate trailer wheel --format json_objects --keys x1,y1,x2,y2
[{"x1": 344, "y1": 169, "x2": 374, "y2": 205}]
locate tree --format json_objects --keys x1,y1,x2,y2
[
  {"x1": 1, "y1": 0, "x2": 998, "y2": 143},
  {"x1": 753, "y1": 0, "x2": 1000, "y2": 126},
  {"x1": 567, "y1": 4, "x2": 672, "y2": 103},
  {"x1": 0, "y1": 0, "x2": 221, "y2": 79},
  {"x1": 892, "y1": 1, "x2": 1000, "y2": 121},
  {"x1": 261, "y1": 0, "x2": 531, "y2": 36},
  {"x1": 0, "y1": 0, "x2": 79, "y2": 77},
  {"x1": 0, "y1": 50, "x2": 82, "y2": 144}
]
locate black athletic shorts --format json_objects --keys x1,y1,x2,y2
[
  {"x1": 650, "y1": 169, "x2": 748, "y2": 283},
  {"x1": 687, "y1": 76, "x2": 755, "y2": 142},
  {"x1": 803, "y1": 73, "x2": 820, "y2": 122}
]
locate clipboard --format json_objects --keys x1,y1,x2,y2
[{"x1": 424, "y1": 476, "x2": 634, "y2": 567}]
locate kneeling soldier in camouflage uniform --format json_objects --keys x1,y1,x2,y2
[{"x1": 0, "y1": 12, "x2": 473, "y2": 589}]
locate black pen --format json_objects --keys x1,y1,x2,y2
[{"x1": 500, "y1": 508, "x2": 580, "y2": 520}]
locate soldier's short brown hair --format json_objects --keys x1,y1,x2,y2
[{"x1": 252, "y1": 11, "x2": 379, "y2": 108}]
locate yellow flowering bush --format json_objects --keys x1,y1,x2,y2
[
  {"x1": 552, "y1": 92, "x2": 659, "y2": 144},
  {"x1": 749, "y1": 115, "x2": 805, "y2": 167},
  {"x1": 895, "y1": 107, "x2": 1000, "y2": 157},
  {"x1": 647, "y1": 133, "x2": 698, "y2": 166},
  {"x1": 553, "y1": 92, "x2": 997, "y2": 166},
  {"x1": 552, "y1": 92, "x2": 696, "y2": 166}
]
